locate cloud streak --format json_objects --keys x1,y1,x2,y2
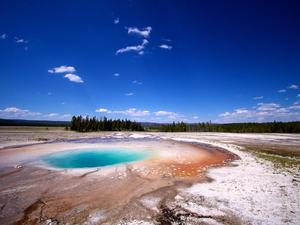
[
  {"x1": 15, "y1": 37, "x2": 28, "y2": 43},
  {"x1": 219, "y1": 102, "x2": 300, "y2": 122},
  {"x1": 253, "y1": 96, "x2": 263, "y2": 100},
  {"x1": 116, "y1": 39, "x2": 148, "y2": 55},
  {"x1": 0, "y1": 107, "x2": 73, "y2": 120},
  {"x1": 95, "y1": 108, "x2": 186, "y2": 122},
  {"x1": 159, "y1": 44, "x2": 173, "y2": 50},
  {"x1": 278, "y1": 89, "x2": 286, "y2": 93},
  {"x1": 127, "y1": 26, "x2": 152, "y2": 38}
]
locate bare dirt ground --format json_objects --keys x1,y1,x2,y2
[{"x1": 0, "y1": 127, "x2": 299, "y2": 225}]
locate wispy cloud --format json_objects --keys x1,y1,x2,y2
[
  {"x1": 125, "y1": 92, "x2": 134, "y2": 96},
  {"x1": 43, "y1": 113, "x2": 71, "y2": 120},
  {"x1": 48, "y1": 65, "x2": 76, "y2": 74},
  {"x1": 96, "y1": 108, "x2": 110, "y2": 113},
  {"x1": 288, "y1": 84, "x2": 299, "y2": 90},
  {"x1": 219, "y1": 102, "x2": 300, "y2": 122},
  {"x1": 0, "y1": 107, "x2": 72, "y2": 120},
  {"x1": 113, "y1": 73, "x2": 120, "y2": 77},
  {"x1": 95, "y1": 107, "x2": 187, "y2": 121},
  {"x1": 15, "y1": 37, "x2": 28, "y2": 43},
  {"x1": 116, "y1": 39, "x2": 148, "y2": 55},
  {"x1": 96, "y1": 108, "x2": 150, "y2": 117},
  {"x1": 159, "y1": 44, "x2": 173, "y2": 50},
  {"x1": 253, "y1": 96, "x2": 263, "y2": 100},
  {"x1": 64, "y1": 74, "x2": 84, "y2": 83},
  {"x1": 0, "y1": 33, "x2": 7, "y2": 39},
  {"x1": 297, "y1": 94, "x2": 300, "y2": 98},
  {"x1": 114, "y1": 17, "x2": 120, "y2": 24},
  {"x1": 257, "y1": 103, "x2": 280, "y2": 111},
  {"x1": 112, "y1": 108, "x2": 150, "y2": 117},
  {"x1": 46, "y1": 113, "x2": 59, "y2": 117},
  {"x1": 0, "y1": 107, "x2": 41, "y2": 119},
  {"x1": 127, "y1": 26, "x2": 152, "y2": 38},
  {"x1": 162, "y1": 38, "x2": 172, "y2": 42},
  {"x1": 155, "y1": 110, "x2": 176, "y2": 116},
  {"x1": 154, "y1": 110, "x2": 184, "y2": 120},
  {"x1": 132, "y1": 80, "x2": 142, "y2": 85},
  {"x1": 278, "y1": 89, "x2": 286, "y2": 93}
]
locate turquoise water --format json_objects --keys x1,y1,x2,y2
[{"x1": 42, "y1": 148, "x2": 151, "y2": 169}]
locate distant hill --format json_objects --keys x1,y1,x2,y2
[{"x1": 0, "y1": 118, "x2": 70, "y2": 127}]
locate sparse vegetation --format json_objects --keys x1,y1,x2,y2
[{"x1": 241, "y1": 146, "x2": 300, "y2": 169}]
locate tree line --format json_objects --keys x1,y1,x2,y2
[
  {"x1": 68, "y1": 116, "x2": 300, "y2": 133},
  {"x1": 154, "y1": 121, "x2": 300, "y2": 133},
  {"x1": 70, "y1": 116, "x2": 144, "y2": 132}
]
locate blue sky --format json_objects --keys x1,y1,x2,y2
[{"x1": 0, "y1": 0, "x2": 300, "y2": 123}]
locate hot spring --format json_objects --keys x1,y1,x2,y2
[{"x1": 42, "y1": 148, "x2": 151, "y2": 169}]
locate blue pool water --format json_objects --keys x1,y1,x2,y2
[{"x1": 42, "y1": 148, "x2": 151, "y2": 169}]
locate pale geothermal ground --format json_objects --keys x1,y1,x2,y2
[{"x1": 0, "y1": 127, "x2": 299, "y2": 225}]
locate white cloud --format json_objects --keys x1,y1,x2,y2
[
  {"x1": 253, "y1": 96, "x2": 263, "y2": 100},
  {"x1": 64, "y1": 74, "x2": 84, "y2": 83},
  {"x1": 288, "y1": 84, "x2": 299, "y2": 89},
  {"x1": 297, "y1": 94, "x2": 300, "y2": 98},
  {"x1": 62, "y1": 114, "x2": 72, "y2": 118},
  {"x1": 94, "y1": 107, "x2": 188, "y2": 122},
  {"x1": 125, "y1": 92, "x2": 134, "y2": 96},
  {"x1": 116, "y1": 39, "x2": 148, "y2": 55},
  {"x1": 219, "y1": 102, "x2": 300, "y2": 122},
  {"x1": 43, "y1": 113, "x2": 72, "y2": 120},
  {"x1": 257, "y1": 103, "x2": 280, "y2": 111},
  {"x1": 235, "y1": 108, "x2": 250, "y2": 114},
  {"x1": 193, "y1": 116, "x2": 199, "y2": 120},
  {"x1": 0, "y1": 107, "x2": 72, "y2": 121},
  {"x1": 48, "y1": 65, "x2": 76, "y2": 74},
  {"x1": 1, "y1": 107, "x2": 27, "y2": 113},
  {"x1": 132, "y1": 80, "x2": 142, "y2": 85},
  {"x1": 159, "y1": 44, "x2": 173, "y2": 50},
  {"x1": 154, "y1": 110, "x2": 184, "y2": 120},
  {"x1": 46, "y1": 113, "x2": 59, "y2": 117},
  {"x1": 113, "y1": 108, "x2": 150, "y2": 117},
  {"x1": 95, "y1": 108, "x2": 110, "y2": 113},
  {"x1": 0, "y1": 107, "x2": 41, "y2": 119},
  {"x1": 155, "y1": 110, "x2": 176, "y2": 116},
  {"x1": 127, "y1": 26, "x2": 152, "y2": 38},
  {"x1": 0, "y1": 33, "x2": 7, "y2": 39},
  {"x1": 114, "y1": 73, "x2": 120, "y2": 77},
  {"x1": 278, "y1": 89, "x2": 286, "y2": 93},
  {"x1": 96, "y1": 108, "x2": 150, "y2": 117},
  {"x1": 114, "y1": 18, "x2": 120, "y2": 24}
]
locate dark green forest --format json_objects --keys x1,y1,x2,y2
[
  {"x1": 70, "y1": 116, "x2": 144, "y2": 132},
  {"x1": 1, "y1": 117, "x2": 300, "y2": 133},
  {"x1": 155, "y1": 121, "x2": 300, "y2": 133}
]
